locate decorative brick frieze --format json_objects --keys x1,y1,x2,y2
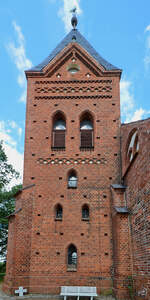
[
  {"x1": 35, "y1": 84, "x2": 112, "y2": 95},
  {"x1": 35, "y1": 79, "x2": 112, "y2": 85},
  {"x1": 35, "y1": 94, "x2": 112, "y2": 100},
  {"x1": 37, "y1": 157, "x2": 107, "y2": 165}
]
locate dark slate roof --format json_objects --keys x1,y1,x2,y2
[
  {"x1": 6, "y1": 208, "x2": 22, "y2": 219},
  {"x1": 114, "y1": 207, "x2": 129, "y2": 214},
  {"x1": 111, "y1": 184, "x2": 127, "y2": 189},
  {"x1": 27, "y1": 29, "x2": 120, "y2": 72},
  {"x1": 14, "y1": 184, "x2": 35, "y2": 197}
]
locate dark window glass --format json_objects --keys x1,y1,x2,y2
[
  {"x1": 82, "y1": 205, "x2": 89, "y2": 219},
  {"x1": 80, "y1": 120, "x2": 93, "y2": 130},
  {"x1": 54, "y1": 120, "x2": 66, "y2": 130},
  {"x1": 55, "y1": 204, "x2": 63, "y2": 219}
]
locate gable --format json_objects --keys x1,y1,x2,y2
[
  {"x1": 40, "y1": 44, "x2": 107, "y2": 79},
  {"x1": 26, "y1": 29, "x2": 122, "y2": 78}
]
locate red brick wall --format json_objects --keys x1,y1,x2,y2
[
  {"x1": 4, "y1": 43, "x2": 131, "y2": 297},
  {"x1": 111, "y1": 184, "x2": 132, "y2": 300},
  {"x1": 3, "y1": 187, "x2": 34, "y2": 294},
  {"x1": 112, "y1": 210, "x2": 132, "y2": 299},
  {"x1": 121, "y1": 118, "x2": 150, "y2": 300}
]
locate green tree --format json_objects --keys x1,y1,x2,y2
[{"x1": 0, "y1": 142, "x2": 22, "y2": 261}]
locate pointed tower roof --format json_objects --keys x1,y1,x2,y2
[{"x1": 28, "y1": 29, "x2": 121, "y2": 73}]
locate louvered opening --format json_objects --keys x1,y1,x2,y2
[
  {"x1": 80, "y1": 130, "x2": 93, "y2": 148},
  {"x1": 52, "y1": 111, "x2": 66, "y2": 150},
  {"x1": 52, "y1": 130, "x2": 65, "y2": 149},
  {"x1": 80, "y1": 112, "x2": 94, "y2": 150}
]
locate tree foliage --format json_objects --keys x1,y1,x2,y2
[
  {"x1": 0, "y1": 142, "x2": 19, "y2": 190},
  {"x1": 0, "y1": 142, "x2": 22, "y2": 260}
]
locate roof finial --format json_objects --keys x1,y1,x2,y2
[{"x1": 70, "y1": 7, "x2": 78, "y2": 29}]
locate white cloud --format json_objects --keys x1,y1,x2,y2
[
  {"x1": 7, "y1": 121, "x2": 23, "y2": 138},
  {"x1": 58, "y1": 0, "x2": 82, "y2": 33},
  {"x1": 129, "y1": 108, "x2": 145, "y2": 122},
  {"x1": 18, "y1": 127, "x2": 22, "y2": 137},
  {"x1": 7, "y1": 21, "x2": 32, "y2": 103},
  {"x1": 120, "y1": 79, "x2": 134, "y2": 122},
  {"x1": 144, "y1": 55, "x2": 150, "y2": 69},
  {"x1": 144, "y1": 24, "x2": 150, "y2": 70},
  {"x1": 13, "y1": 21, "x2": 25, "y2": 44},
  {"x1": 120, "y1": 79, "x2": 150, "y2": 123},
  {"x1": 145, "y1": 25, "x2": 150, "y2": 32},
  {"x1": 0, "y1": 121, "x2": 23, "y2": 189},
  {"x1": 19, "y1": 89, "x2": 27, "y2": 103},
  {"x1": 3, "y1": 143, "x2": 23, "y2": 189},
  {"x1": 8, "y1": 121, "x2": 17, "y2": 129}
]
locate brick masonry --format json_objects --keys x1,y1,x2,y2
[
  {"x1": 121, "y1": 118, "x2": 150, "y2": 300},
  {"x1": 3, "y1": 34, "x2": 150, "y2": 300}
]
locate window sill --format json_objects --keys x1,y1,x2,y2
[
  {"x1": 82, "y1": 218, "x2": 89, "y2": 221},
  {"x1": 67, "y1": 266, "x2": 77, "y2": 272},
  {"x1": 80, "y1": 147, "x2": 94, "y2": 151},
  {"x1": 51, "y1": 147, "x2": 65, "y2": 151},
  {"x1": 67, "y1": 186, "x2": 77, "y2": 189},
  {"x1": 55, "y1": 218, "x2": 62, "y2": 221}
]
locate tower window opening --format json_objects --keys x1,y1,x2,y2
[
  {"x1": 80, "y1": 113, "x2": 94, "y2": 149},
  {"x1": 68, "y1": 171, "x2": 77, "y2": 188},
  {"x1": 68, "y1": 244, "x2": 77, "y2": 269},
  {"x1": 68, "y1": 63, "x2": 79, "y2": 74},
  {"x1": 126, "y1": 129, "x2": 139, "y2": 164},
  {"x1": 55, "y1": 204, "x2": 63, "y2": 220},
  {"x1": 82, "y1": 204, "x2": 89, "y2": 220},
  {"x1": 52, "y1": 112, "x2": 66, "y2": 150}
]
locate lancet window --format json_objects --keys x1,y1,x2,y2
[
  {"x1": 68, "y1": 244, "x2": 77, "y2": 269},
  {"x1": 80, "y1": 112, "x2": 94, "y2": 149},
  {"x1": 52, "y1": 112, "x2": 66, "y2": 149}
]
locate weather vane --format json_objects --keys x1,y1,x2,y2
[
  {"x1": 70, "y1": 7, "x2": 78, "y2": 29},
  {"x1": 70, "y1": 7, "x2": 77, "y2": 13}
]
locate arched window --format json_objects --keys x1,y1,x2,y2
[
  {"x1": 80, "y1": 113, "x2": 93, "y2": 149},
  {"x1": 82, "y1": 204, "x2": 89, "y2": 220},
  {"x1": 68, "y1": 170, "x2": 77, "y2": 188},
  {"x1": 52, "y1": 112, "x2": 66, "y2": 149},
  {"x1": 68, "y1": 244, "x2": 77, "y2": 269},
  {"x1": 126, "y1": 129, "x2": 139, "y2": 164},
  {"x1": 55, "y1": 204, "x2": 63, "y2": 220}
]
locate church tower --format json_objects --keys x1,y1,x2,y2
[{"x1": 3, "y1": 15, "x2": 132, "y2": 299}]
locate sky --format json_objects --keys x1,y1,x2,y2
[{"x1": 0, "y1": 0, "x2": 150, "y2": 187}]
